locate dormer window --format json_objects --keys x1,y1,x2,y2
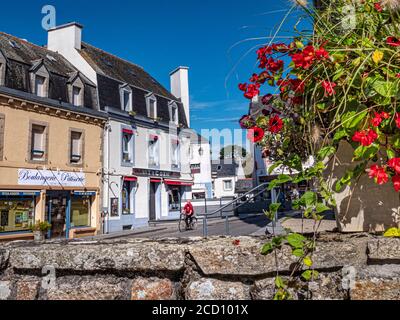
[
  {"x1": 120, "y1": 84, "x2": 132, "y2": 113},
  {"x1": 169, "y1": 102, "x2": 179, "y2": 125},
  {"x1": 0, "y1": 50, "x2": 5, "y2": 86},
  {"x1": 68, "y1": 73, "x2": 84, "y2": 107},
  {"x1": 146, "y1": 93, "x2": 157, "y2": 120},
  {"x1": 30, "y1": 60, "x2": 49, "y2": 98}
]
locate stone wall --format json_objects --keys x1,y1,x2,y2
[{"x1": 0, "y1": 234, "x2": 399, "y2": 300}]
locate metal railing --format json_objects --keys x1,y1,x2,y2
[{"x1": 199, "y1": 183, "x2": 270, "y2": 237}]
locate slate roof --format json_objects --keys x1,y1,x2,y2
[
  {"x1": 78, "y1": 42, "x2": 188, "y2": 127},
  {"x1": 211, "y1": 160, "x2": 238, "y2": 178},
  {"x1": 0, "y1": 32, "x2": 98, "y2": 110},
  {"x1": 185, "y1": 129, "x2": 210, "y2": 145}
]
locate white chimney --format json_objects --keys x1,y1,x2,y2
[
  {"x1": 170, "y1": 67, "x2": 190, "y2": 127},
  {"x1": 47, "y1": 22, "x2": 97, "y2": 85},
  {"x1": 48, "y1": 22, "x2": 83, "y2": 51}
]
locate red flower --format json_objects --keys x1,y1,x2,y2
[
  {"x1": 321, "y1": 81, "x2": 337, "y2": 96},
  {"x1": 381, "y1": 111, "x2": 390, "y2": 119},
  {"x1": 244, "y1": 83, "x2": 260, "y2": 99},
  {"x1": 387, "y1": 37, "x2": 400, "y2": 47},
  {"x1": 238, "y1": 83, "x2": 247, "y2": 92},
  {"x1": 352, "y1": 129, "x2": 378, "y2": 147},
  {"x1": 250, "y1": 73, "x2": 259, "y2": 83},
  {"x1": 369, "y1": 165, "x2": 389, "y2": 185},
  {"x1": 265, "y1": 58, "x2": 284, "y2": 73},
  {"x1": 315, "y1": 47, "x2": 329, "y2": 60},
  {"x1": 247, "y1": 127, "x2": 265, "y2": 143},
  {"x1": 396, "y1": 74, "x2": 400, "y2": 78},
  {"x1": 290, "y1": 79, "x2": 305, "y2": 93},
  {"x1": 372, "y1": 112, "x2": 383, "y2": 127},
  {"x1": 374, "y1": 2, "x2": 383, "y2": 12},
  {"x1": 257, "y1": 46, "x2": 272, "y2": 60},
  {"x1": 232, "y1": 239, "x2": 241, "y2": 246},
  {"x1": 396, "y1": 113, "x2": 400, "y2": 129},
  {"x1": 292, "y1": 96, "x2": 303, "y2": 105},
  {"x1": 388, "y1": 158, "x2": 400, "y2": 175},
  {"x1": 291, "y1": 46, "x2": 316, "y2": 69},
  {"x1": 393, "y1": 175, "x2": 400, "y2": 192},
  {"x1": 269, "y1": 115, "x2": 284, "y2": 134}
]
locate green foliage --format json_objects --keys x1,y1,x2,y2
[
  {"x1": 384, "y1": 228, "x2": 400, "y2": 238},
  {"x1": 29, "y1": 220, "x2": 51, "y2": 232}
]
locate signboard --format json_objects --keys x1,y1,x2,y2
[
  {"x1": 18, "y1": 169, "x2": 85, "y2": 187},
  {"x1": 132, "y1": 168, "x2": 180, "y2": 179}
]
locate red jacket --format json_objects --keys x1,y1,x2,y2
[{"x1": 183, "y1": 203, "x2": 194, "y2": 216}]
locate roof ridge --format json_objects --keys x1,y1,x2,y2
[{"x1": 82, "y1": 41, "x2": 145, "y2": 71}]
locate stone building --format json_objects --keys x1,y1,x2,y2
[
  {"x1": 46, "y1": 23, "x2": 194, "y2": 232},
  {"x1": 0, "y1": 32, "x2": 106, "y2": 241}
]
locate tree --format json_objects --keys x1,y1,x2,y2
[{"x1": 219, "y1": 145, "x2": 248, "y2": 160}]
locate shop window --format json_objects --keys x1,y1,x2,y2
[
  {"x1": 70, "y1": 131, "x2": 83, "y2": 164},
  {"x1": 110, "y1": 198, "x2": 119, "y2": 217},
  {"x1": 122, "y1": 180, "x2": 135, "y2": 215},
  {"x1": 122, "y1": 128, "x2": 134, "y2": 165},
  {"x1": 148, "y1": 135, "x2": 160, "y2": 168},
  {"x1": 70, "y1": 196, "x2": 91, "y2": 228},
  {"x1": 223, "y1": 180, "x2": 233, "y2": 191},
  {"x1": 30, "y1": 124, "x2": 47, "y2": 161},
  {"x1": 0, "y1": 197, "x2": 35, "y2": 233},
  {"x1": 192, "y1": 192, "x2": 206, "y2": 200},
  {"x1": 168, "y1": 187, "x2": 181, "y2": 211}
]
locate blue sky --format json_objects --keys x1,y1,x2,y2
[{"x1": 0, "y1": 0, "x2": 309, "y2": 157}]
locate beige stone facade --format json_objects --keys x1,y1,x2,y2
[{"x1": 0, "y1": 93, "x2": 106, "y2": 241}]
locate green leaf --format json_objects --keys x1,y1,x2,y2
[
  {"x1": 341, "y1": 108, "x2": 368, "y2": 130},
  {"x1": 318, "y1": 146, "x2": 336, "y2": 161},
  {"x1": 373, "y1": 80, "x2": 397, "y2": 98},
  {"x1": 286, "y1": 233, "x2": 306, "y2": 249},
  {"x1": 301, "y1": 192, "x2": 317, "y2": 206},
  {"x1": 301, "y1": 270, "x2": 319, "y2": 281},
  {"x1": 275, "y1": 276, "x2": 285, "y2": 289},
  {"x1": 268, "y1": 161, "x2": 283, "y2": 175},
  {"x1": 261, "y1": 242, "x2": 274, "y2": 255},
  {"x1": 269, "y1": 203, "x2": 281, "y2": 214},
  {"x1": 292, "y1": 248, "x2": 304, "y2": 257},
  {"x1": 316, "y1": 202, "x2": 330, "y2": 213},
  {"x1": 383, "y1": 228, "x2": 400, "y2": 238},
  {"x1": 387, "y1": 149, "x2": 396, "y2": 160},
  {"x1": 353, "y1": 143, "x2": 379, "y2": 161},
  {"x1": 303, "y1": 256, "x2": 313, "y2": 267},
  {"x1": 333, "y1": 129, "x2": 348, "y2": 142}
]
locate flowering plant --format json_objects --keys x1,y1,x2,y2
[{"x1": 240, "y1": 0, "x2": 400, "y2": 194}]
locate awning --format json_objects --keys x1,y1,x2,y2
[
  {"x1": 150, "y1": 178, "x2": 162, "y2": 183},
  {"x1": 164, "y1": 180, "x2": 194, "y2": 186},
  {"x1": 122, "y1": 128, "x2": 134, "y2": 135},
  {"x1": 123, "y1": 176, "x2": 137, "y2": 182}
]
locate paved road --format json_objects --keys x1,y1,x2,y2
[{"x1": 127, "y1": 215, "x2": 270, "y2": 239}]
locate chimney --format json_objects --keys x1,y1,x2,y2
[
  {"x1": 48, "y1": 22, "x2": 83, "y2": 52},
  {"x1": 170, "y1": 67, "x2": 190, "y2": 127}
]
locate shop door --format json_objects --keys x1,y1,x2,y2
[
  {"x1": 149, "y1": 183, "x2": 157, "y2": 221},
  {"x1": 46, "y1": 192, "x2": 70, "y2": 239}
]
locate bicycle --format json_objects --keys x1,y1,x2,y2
[{"x1": 178, "y1": 213, "x2": 198, "y2": 232}]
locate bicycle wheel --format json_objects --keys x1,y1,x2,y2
[
  {"x1": 191, "y1": 217, "x2": 198, "y2": 230},
  {"x1": 178, "y1": 216, "x2": 187, "y2": 232}
]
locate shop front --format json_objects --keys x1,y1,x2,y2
[{"x1": 164, "y1": 179, "x2": 194, "y2": 219}]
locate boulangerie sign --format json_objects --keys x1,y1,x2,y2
[{"x1": 18, "y1": 169, "x2": 85, "y2": 187}]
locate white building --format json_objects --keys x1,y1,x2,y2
[
  {"x1": 211, "y1": 160, "x2": 239, "y2": 199},
  {"x1": 187, "y1": 131, "x2": 212, "y2": 199},
  {"x1": 47, "y1": 22, "x2": 193, "y2": 232}
]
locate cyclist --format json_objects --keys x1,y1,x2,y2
[{"x1": 182, "y1": 200, "x2": 194, "y2": 230}]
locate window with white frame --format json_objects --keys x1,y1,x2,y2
[
  {"x1": 122, "y1": 90, "x2": 132, "y2": 112},
  {"x1": 148, "y1": 135, "x2": 160, "y2": 168},
  {"x1": 171, "y1": 139, "x2": 180, "y2": 169},
  {"x1": 0, "y1": 61, "x2": 5, "y2": 86},
  {"x1": 72, "y1": 86, "x2": 82, "y2": 107},
  {"x1": 146, "y1": 94, "x2": 157, "y2": 119},
  {"x1": 169, "y1": 102, "x2": 179, "y2": 125},
  {"x1": 223, "y1": 180, "x2": 233, "y2": 191},
  {"x1": 121, "y1": 128, "x2": 134, "y2": 165},
  {"x1": 35, "y1": 75, "x2": 46, "y2": 98},
  {"x1": 30, "y1": 124, "x2": 46, "y2": 161},
  {"x1": 70, "y1": 131, "x2": 83, "y2": 164}
]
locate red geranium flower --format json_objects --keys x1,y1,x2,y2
[
  {"x1": 315, "y1": 47, "x2": 329, "y2": 60},
  {"x1": 374, "y1": 2, "x2": 383, "y2": 12},
  {"x1": 396, "y1": 74, "x2": 400, "y2": 78},
  {"x1": 372, "y1": 112, "x2": 383, "y2": 127},
  {"x1": 387, "y1": 37, "x2": 400, "y2": 47},
  {"x1": 290, "y1": 79, "x2": 306, "y2": 93},
  {"x1": 244, "y1": 83, "x2": 260, "y2": 99},
  {"x1": 269, "y1": 115, "x2": 284, "y2": 134},
  {"x1": 381, "y1": 111, "x2": 390, "y2": 119},
  {"x1": 238, "y1": 83, "x2": 247, "y2": 92},
  {"x1": 321, "y1": 81, "x2": 337, "y2": 96},
  {"x1": 232, "y1": 239, "x2": 241, "y2": 246},
  {"x1": 388, "y1": 158, "x2": 400, "y2": 175},
  {"x1": 250, "y1": 73, "x2": 259, "y2": 83},
  {"x1": 396, "y1": 113, "x2": 400, "y2": 129},
  {"x1": 352, "y1": 129, "x2": 378, "y2": 147},
  {"x1": 393, "y1": 175, "x2": 400, "y2": 192},
  {"x1": 257, "y1": 46, "x2": 272, "y2": 60},
  {"x1": 369, "y1": 165, "x2": 389, "y2": 185},
  {"x1": 247, "y1": 126, "x2": 265, "y2": 143}
]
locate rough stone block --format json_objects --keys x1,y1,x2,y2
[
  {"x1": 351, "y1": 279, "x2": 400, "y2": 300},
  {"x1": 368, "y1": 238, "x2": 400, "y2": 263},
  {"x1": 131, "y1": 278, "x2": 175, "y2": 300},
  {"x1": 186, "y1": 279, "x2": 250, "y2": 300},
  {"x1": 15, "y1": 277, "x2": 40, "y2": 300},
  {"x1": 0, "y1": 249, "x2": 9, "y2": 270},
  {"x1": 0, "y1": 281, "x2": 11, "y2": 300}
]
